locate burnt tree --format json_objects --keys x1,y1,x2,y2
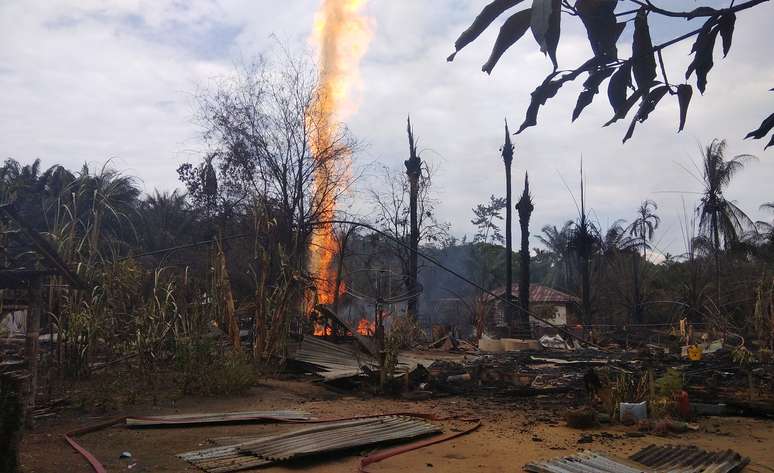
[
  {"x1": 404, "y1": 117, "x2": 422, "y2": 320},
  {"x1": 501, "y1": 121, "x2": 515, "y2": 329},
  {"x1": 516, "y1": 172, "x2": 534, "y2": 337}
]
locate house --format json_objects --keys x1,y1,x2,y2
[{"x1": 485, "y1": 284, "x2": 579, "y2": 335}]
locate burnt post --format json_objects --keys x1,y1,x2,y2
[
  {"x1": 516, "y1": 172, "x2": 533, "y2": 338},
  {"x1": 501, "y1": 121, "x2": 514, "y2": 330},
  {"x1": 404, "y1": 117, "x2": 421, "y2": 320},
  {"x1": 25, "y1": 275, "x2": 42, "y2": 427}
]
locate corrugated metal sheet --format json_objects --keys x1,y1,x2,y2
[
  {"x1": 178, "y1": 415, "x2": 441, "y2": 473},
  {"x1": 525, "y1": 445, "x2": 751, "y2": 473},
  {"x1": 289, "y1": 336, "x2": 378, "y2": 380},
  {"x1": 630, "y1": 444, "x2": 750, "y2": 472},
  {"x1": 126, "y1": 410, "x2": 312, "y2": 427},
  {"x1": 289, "y1": 336, "x2": 435, "y2": 381},
  {"x1": 525, "y1": 450, "x2": 646, "y2": 473}
]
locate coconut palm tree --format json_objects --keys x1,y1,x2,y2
[
  {"x1": 137, "y1": 189, "x2": 194, "y2": 253},
  {"x1": 696, "y1": 139, "x2": 756, "y2": 303},
  {"x1": 627, "y1": 200, "x2": 660, "y2": 323},
  {"x1": 536, "y1": 221, "x2": 574, "y2": 291}
]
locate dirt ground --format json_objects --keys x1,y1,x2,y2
[{"x1": 19, "y1": 378, "x2": 774, "y2": 473}]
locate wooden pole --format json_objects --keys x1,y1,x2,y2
[{"x1": 25, "y1": 275, "x2": 43, "y2": 428}]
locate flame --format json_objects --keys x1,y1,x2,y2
[
  {"x1": 307, "y1": 0, "x2": 373, "y2": 304},
  {"x1": 356, "y1": 318, "x2": 376, "y2": 336},
  {"x1": 314, "y1": 324, "x2": 333, "y2": 336}
]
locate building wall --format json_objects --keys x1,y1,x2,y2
[{"x1": 530, "y1": 304, "x2": 566, "y2": 327}]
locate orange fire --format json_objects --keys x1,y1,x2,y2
[
  {"x1": 307, "y1": 0, "x2": 373, "y2": 304},
  {"x1": 313, "y1": 324, "x2": 333, "y2": 336},
  {"x1": 356, "y1": 318, "x2": 376, "y2": 336}
]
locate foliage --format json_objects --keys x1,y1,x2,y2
[
  {"x1": 176, "y1": 338, "x2": 255, "y2": 396},
  {"x1": 447, "y1": 0, "x2": 769, "y2": 142},
  {"x1": 471, "y1": 195, "x2": 507, "y2": 244}
]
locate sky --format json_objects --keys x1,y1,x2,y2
[{"x1": 1, "y1": 0, "x2": 772, "y2": 258}]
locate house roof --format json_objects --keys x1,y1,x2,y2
[{"x1": 488, "y1": 284, "x2": 579, "y2": 304}]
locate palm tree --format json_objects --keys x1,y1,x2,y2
[
  {"x1": 756, "y1": 202, "x2": 774, "y2": 243},
  {"x1": 536, "y1": 221, "x2": 574, "y2": 291},
  {"x1": 696, "y1": 139, "x2": 756, "y2": 303},
  {"x1": 137, "y1": 190, "x2": 194, "y2": 253},
  {"x1": 627, "y1": 200, "x2": 660, "y2": 323}
]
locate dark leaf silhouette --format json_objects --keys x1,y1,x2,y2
[
  {"x1": 516, "y1": 57, "x2": 602, "y2": 133},
  {"x1": 604, "y1": 89, "x2": 643, "y2": 127},
  {"x1": 687, "y1": 20, "x2": 720, "y2": 93},
  {"x1": 623, "y1": 85, "x2": 669, "y2": 142},
  {"x1": 448, "y1": 0, "x2": 526, "y2": 61},
  {"x1": 718, "y1": 12, "x2": 736, "y2": 57},
  {"x1": 482, "y1": 8, "x2": 533, "y2": 74},
  {"x1": 632, "y1": 9, "x2": 657, "y2": 92},
  {"x1": 677, "y1": 83, "x2": 693, "y2": 132},
  {"x1": 573, "y1": 67, "x2": 614, "y2": 121},
  {"x1": 530, "y1": 0, "x2": 561, "y2": 70},
  {"x1": 745, "y1": 112, "x2": 774, "y2": 139},
  {"x1": 576, "y1": 0, "x2": 620, "y2": 59},
  {"x1": 687, "y1": 6, "x2": 719, "y2": 19},
  {"x1": 544, "y1": 0, "x2": 561, "y2": 70},
  {"x1": 517, "y1": 73, "x2": 563, "y2": 133},
  {"x1": 607, "y1": 62, "x2": 632, "y2": 115}
]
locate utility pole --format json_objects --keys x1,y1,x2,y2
[
  {"x1": 516, "y1": 172, "x2": 534, "y2": 338},
  {"x1": 404, "y1": 116, "x2": 421, "y2": 321},
  {"x1": 501, "y1": 120, "x2": 514, "y2": 331}
]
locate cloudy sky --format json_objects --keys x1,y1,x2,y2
[{"x1": 1, "y1": 1, "x2": 772, "y2": 256}]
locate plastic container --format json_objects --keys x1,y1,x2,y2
[{"x1": 620, "y1": 401, "x2": 647, "y2": 423}]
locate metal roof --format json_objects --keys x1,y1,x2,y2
[
  {"x1": 631, "y1": 444, "x2": 750, "y2": 472},
  {"x1": 525, "y1": 445, "x2": 751, "y2": 473},
  {"x1": 125, "y1": 410, "x2": 312, "y2": 427},
  {"x1": 178, "y1": 415, "x2": 441, "y2": 473},
  {"x1": 488, "y1": 284, "x2": 579, "y2": 304}
]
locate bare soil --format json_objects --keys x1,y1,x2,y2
[{"x1": 19, "y1": 378, "x2": 774, "y2": 472}]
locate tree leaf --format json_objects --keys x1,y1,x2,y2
[
  {"x1": 544, "y1": 0, "x2": 561, "y2": 69},
  {"x1": 687, "y1": 6, "x2": 719, "y2": 19},
  {"x1": 745, "y1": 112, "x2": 774, "y2": 139},
  {"x1": 516, "y1": 58, "x2": 603, "y2": 132},
  {"x1": 448, "y1": 0, "x2": 526, "y2": 61},
  {"x1": 576, "y1": 0, "x2": 619, "y2": 59},
  {"x1": 632, "y1": 8, "x2": 656, "y2": 92},
  {"x1": 482, "y1": 8, "x2": 533, "y2": 74},
  {"x1": 686, "y1": 25, "x2": 719, "y2": 94},
  {"x1": 607, "y1": 62, "x2": 632, "y2": 115},
  {"x1": 530, "y1": 0, "x2": 561, "y2": 68},
  {"x1": 718, "y1": 12, "x2": 736, "y2": 57},
  {"x1": 572, "y1": 67, "x2": 615, "y2": 121},
  {"x1": 676, "y1": 83, "x2": 693, "y2": 132},
  {"x1": 604, "y1": 89, "x2": 642, "y2": 127},
  {"x1": 622, "y1": 85, "x2": 668, "y2": 143}
]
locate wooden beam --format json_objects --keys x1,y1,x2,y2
[
  {"x1": 0, "y1": 204, "x2": 87, "y2": 290},
  {"x1": 25, "y1": 275, "x2": 42, "y2": 428}
]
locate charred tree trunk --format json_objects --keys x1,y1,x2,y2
[
  {"x1": 501, "y1": 121, "x2": 515, "y2": 330},
  {"x1": 404, "y1": 117, "x2": 422, "y2": 320},
  {"x1": 516, "y1": 173, "x2": 533, "y2": 337}
]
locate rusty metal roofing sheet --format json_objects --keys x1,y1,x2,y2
[
  {"x1": 525, "y1": 450, "x2": 646, "y2": 473},
  {"x1": 178, "y1": 415, "x2": 441, "y2": 473},
  {"x1": 629, "y1": 444, "x2": 750, "y2": 472},
  {"x1": 525, "y1": 445, "x2": 751, "y2": 473},
  {"x1": 126, "y1": 410, "x2": 312, "y2": 427}
]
